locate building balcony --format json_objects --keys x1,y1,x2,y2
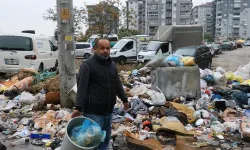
[
  {"x1": 180, "y1": 0, "x2": 192, "y2": 5},
  {"x1": 233, "y1": 15, "x2": 240, "y2": 18},
  {"x1": 166, "y1": 7, "x2": 172, "y2": 10},
  {"x1": 217, "y1": 16, "x2": 222, "y2": 19},
  {"x1": 233, "y1": 10, "x2": 241, "y2": 14},
  {"x1": 233, "y1": 23, "x2": 240, "y2": 28},
  {"x1": 180, "y1": 15, "x2": 191, "y2": 19},
  {"x1": 217, "y1": 25, "x2": 222, "y2": 28},
  {"x1": 180, "y1": 7, "x2": 192, "y2": 11}
]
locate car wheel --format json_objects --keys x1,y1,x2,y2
[
  {"x1": 118, "y1": 57, "x2": 126, "y2": 65},
  {"x1": 38, "y1": 64, "x2": 44, "y2": 73},
  {"x1": 53, "y1": 61, "x2": 59, "y2": 72},
  {"x1": 84, "y1": 53, "x2": 91, "y2": 59},
  {"x1": 207, "y1": 61, "x2": 212, "y2": 69}
]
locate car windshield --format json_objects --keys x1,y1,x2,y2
[
  {"x1": 223, "y1": 42, "x2": 231, "y2": 44},
  {"x1": 175, "y1": 47, "x2": 196, "y2": 56},
  {"x1": 112, "y1": 40, "x2": 127, "y2": 49},
  {"x1": 87, "y1": 38, "x2": 96, "y2": 43},
  {"x1": 0, "y1": 36, "x2": 33, "y2": 51},
  {"x1": 211, "y1": 44, "x2": 219, "y2": 49},
  {"x1": 146, "y1": 42, "x2": 162, "y2": 51},
  {"x1": 75, "y1": 44, "x2": 90, "y2": 49}
]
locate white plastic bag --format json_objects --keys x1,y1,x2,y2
[
  {"x1": 213, "y1": 72, "x2": 227, "y2": 86},
  {"x1": 216, "y1": 67, "x2": 226, "y2": 74},
  {"x1": 200, "y1": 79, "x2": 207, "y2": 89},
  {"x1": 200, "y1": 69, "x2": 213, "y2": 79},
  {"x1": 129, "y1": 84, "x2": 148, "y2": 96},
  {"x1": 210, "y1": 121, "x2": 225, "y2": 133},
  {"x1": 16, "y1": 92, "x2": 36, "y2": 105},
  {"x1": 146, "y1": 87, "x2": 166, "y2": 105}
]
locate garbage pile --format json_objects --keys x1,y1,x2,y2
[
  {"x1": 0, "y1": 68, "x2": 65, "y2": 149},
  {"x1": 0, "y1": 57, "x2": 250, "y2": 149},
  {"x1": 111, "y1": 61, "x2": 250, "y2": 149}
]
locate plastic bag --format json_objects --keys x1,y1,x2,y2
[
  {"x1": 181, "y1": 57, "x2": 196, "y2": 66},
  {"x1": 144, "y1": 53, "x2": 170, "y2": 69},
  {"x1": 210, "y1": 121, "x2": 225, "y2": 133},
  {"x1": 70, "y1": 119, "x2": 106, "y2": 147},
  {"x1": 236, "y1": 65, "x2": 250, "y2": 80},
  {"x1": 213, "y1": 72, "x2": 227, "y2": 86},
  {"x1": 15, "y1": 92, "x2": 36, "y2": 105},
  {"x1": 200, "y1": 79, "x2": 207, "y2": 89},
  {"x1": 164, "y1": 54, "x2": 183, "y2": 67},
  {"x1": 215, "y1": 67, "x2": 226, "y2": 74},
  {"x1": 0, "y1": 84, "x2": 7, "y2": 94},
  {"x1": 33, "y1": 71, "x2": 56, "y2": 84},
  {"x1": 243, "y1": 79, "x2": 250, "y2": 85},
  {"x1": 225, "y1": 72, "x2": 235, "y2": 81},
  {"x1": 204, "y1": 74, "x2": 214, "y2": 84},
  {"x1": 200, "y1": 69, "x2": 213, "y2": 79},
  {"x1": 235, "y1": 75, "x2": 243, "y2": 83},
  {"x1": 145, "y1": 87, "x2": 166, "y2": 105},
  {"x1": 223, "y1": 122, "x2": 239, "y2": 132}
]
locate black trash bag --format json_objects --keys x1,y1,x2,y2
[
  {"x1": 0, "y1": 142, "x2": 7, "y2": 150},
  {"x1": 232, "y1": 85, "x2": 250, "y2": 93},
  {"x1": 4, "y1": 89, "x2": 20, "y2": 100},
  {"x1": 213, "y1": 90, "x2": 234, "y2": 100},
  {"x1": 165, "y1": 107, "x2": 188, "y2": 126},
  {"x1": 231, "y1": 90, "x2": 248, "y2": 107}
]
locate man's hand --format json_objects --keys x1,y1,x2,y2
[
  {"x1": 71, "y1": 110, "x2": 82, "y2": 118},
  {"x1": 123, "y1": 103, "x2": 129, "y2": 111}
]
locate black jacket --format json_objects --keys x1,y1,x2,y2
[{"x1": 75, "y1": 53, "x2": 128, "y2": 115}]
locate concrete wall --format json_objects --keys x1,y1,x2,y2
[{"x1": 151, "y1": 66, "x2": 201, "y2": 100}]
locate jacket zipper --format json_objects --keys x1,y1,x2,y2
[{"x1": 105, "y1": 62, "x2": 111, "y2": 112}]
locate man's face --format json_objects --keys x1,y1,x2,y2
[{"x1": 94, "y1": 39, "x2": 110, "y2": 57}]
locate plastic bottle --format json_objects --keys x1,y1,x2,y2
[{"x1": 11, "y1": 138, "x2": 29, "y2": 146}]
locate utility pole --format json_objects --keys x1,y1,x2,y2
[
  {"x1": 56, "y1": 0, "x2": 76, "y2": 108},
  {"x1": 145, "y1": 0, "x2": 148, "y2": 35},
  {"x1": 126, "y1": 1, "x2": 129, "y2": 30}
]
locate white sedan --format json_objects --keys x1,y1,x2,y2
[{"x1": 75, "y1": 42, "x2": 94, "y2": 59}]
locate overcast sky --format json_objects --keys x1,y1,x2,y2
[{"x1": 0, "y1": 0, "x2": 211, "y2": 36}]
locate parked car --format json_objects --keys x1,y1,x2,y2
[
  {"x1": 236, "y1": 42, "x2": 243, "y2": 48},
  {"x1": 206, "y1": 45, "x2": 215, "y2": 57},
  {"x1": 75, "y1": 42, "x2": 93, "y2": 59},
  {"x1": 0, "y1": 33, "x2": 58, "y2": 75},
  {"x1": 245, "y1": 41, "x2": 250, "y2": 46},
  {"x1": 174, "y1": 45, "x2": 213, "y2": 69},
  {"x1": 221, "y1": 42, "x2": 234, "y2": 50},
  {"x1": 231, "y1": 42, "x2": 237, "y2": 49},
  {"x1": 211, "y1": 43, "x2": 222, "y2": 54},
  {"x1": 215, "y1": 42, "x2": 222, "y2": 46}
]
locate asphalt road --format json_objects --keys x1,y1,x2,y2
[{"x1": 212, "y1": 46, "x2": 250, "y2": 71}]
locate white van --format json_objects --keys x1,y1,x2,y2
[
  {"x1": 137, "y1": 41, "x2": 169, "y2": 63},
  {"x1": 87, "y1": 34, "x2": 118, "y2": 47},
  {"x1": 0, "y1": 33, "x2": 58, "y2": 74},
  {"x1": 110, "y1": 35, "x2": 152, "y2": 64}
]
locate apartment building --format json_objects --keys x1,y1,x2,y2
[
  {"x1": 215, "y1": 0, "x2": 250, "y2": 40},
  {"x1": 192, "y1": 2, "x2": 214, "y2": 36},
  {"x1": 128, "y1": 0, "x2": 193, "y2": 36}
]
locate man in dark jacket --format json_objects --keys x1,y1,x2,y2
[{"x1": 71, "y1": 38, "x2": 128, "y2": 150}]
